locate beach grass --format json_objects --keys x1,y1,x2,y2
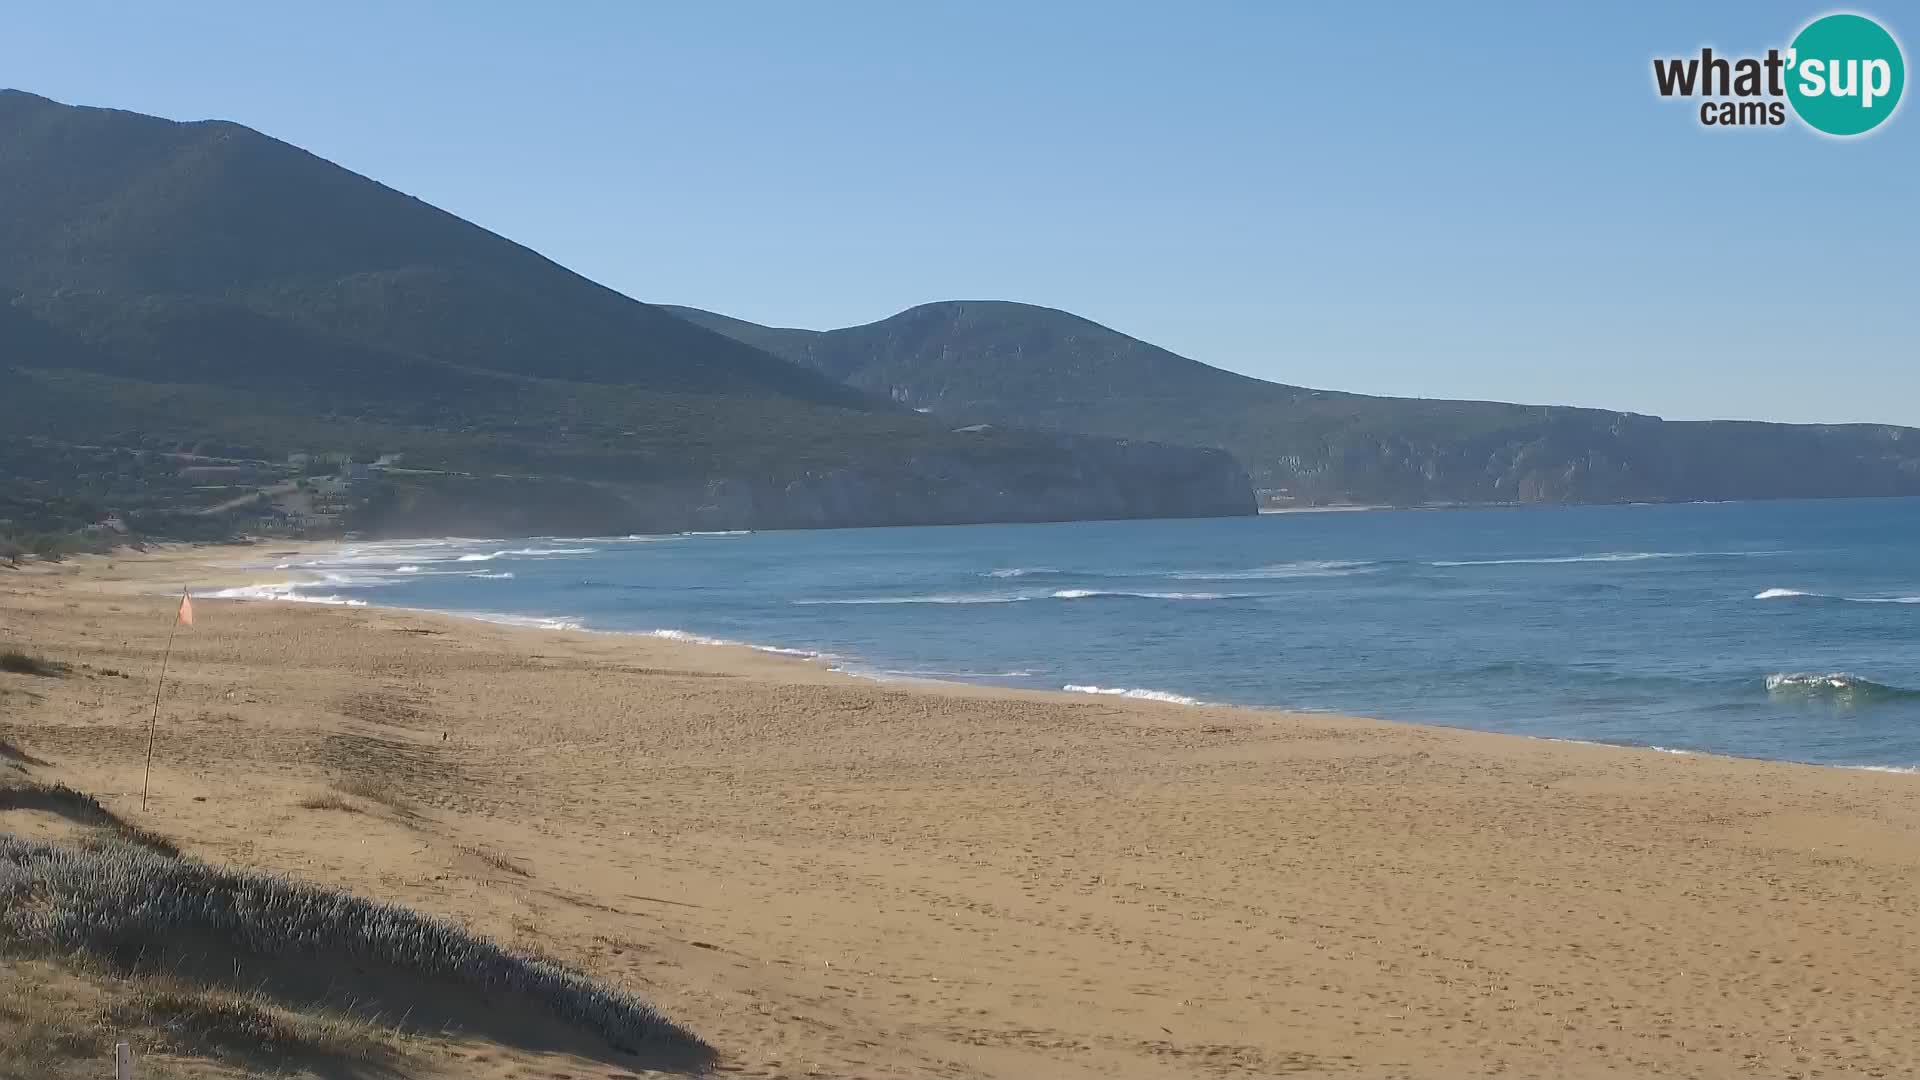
[
  {"x1": 0, "y1": 955, "x2": 386, "y2": 1079},
  {"x1": 295, "y1": 790, "x2": 361, "y2": 813},
  {"x1": 0, "y1": 648, "x2": 67, "y2": 677},
  {"x1": 456, "y1": 841, "x2": 532, "y2": 877},
  {"x1": 110, "y1": 980, "x2": 384, "y2": 1062},
  {"x1": 0, "y1": 832, "x2": 713, "y2": 1063},
  {"x1": 0, "y1": 737, "x2": 47, "y2": 767},
  {"x1": 0, "y1": 781, "x2": 180, "y2": 857},
  {"x1": 331, "y1": 774, "x2": 411, "y2": 813}
]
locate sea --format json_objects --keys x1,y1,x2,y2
[{"x1": 210, "y1": 497, "x2": 1920, "y2": 772}]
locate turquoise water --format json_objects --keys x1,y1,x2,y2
[{"x1": 217, "y1": 498, "x2": 1920, "y2": 770}]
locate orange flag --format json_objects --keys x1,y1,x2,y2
[{"x1": 177, "y1": 592, "x2": 194, "y2": 627}]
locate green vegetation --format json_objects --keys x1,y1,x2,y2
[
  {"x1": 0, "y1": 833, "x2": 712, "y2": 1063},
  {"x1": 456, "y1": 842, "x2": 532, "y2": 878},
  {"x1": 0, "y1": 781, "x2": 178, "y2": 855},
  {"x1": 0, "y1": 650, "x2": 68, "y2": 677},
  {"x1": 0, "y1": 90, "x2": 1250, "y2": 532},
  {"x1": 106, "y1": 981, "x2": 383, "y2": 1071},
  {"x1": 0, "y1": 729, "x2": 702, "y2": 1072},
  {"x1": 0, "y1": 738, "x2": 46, "y2": 776},
  {"x1": 327, "y1": 775, "x2": 412, "y2": 813},
  {"x1": 670, "y1": 300, "x2": 1920, "y2": 506},
  {"x1": 294, "y1": 790, "x2": 361, "y2": 813}
]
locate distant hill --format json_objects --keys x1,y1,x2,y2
[
  {"x1": 0, "y1": 91, "x2": 1252, "y2": 538},
  {"x1": 667, "y1": 301, "x2": 1920, "y2": 505}
]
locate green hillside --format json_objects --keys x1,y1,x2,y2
[
  {"x1": 0, "y1": 92, "x2": 1252, "y2": 542},
  {"x1": 666, "y1": 300, "x2": 1920, "y2": 506}
]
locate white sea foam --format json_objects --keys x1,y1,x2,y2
[
  {"x1": 1170, "y1": 559, "x2": 1377, "y2": 580},
  {"x1": 1767, "y1": 672, "x2": 1872, "y2": 693},
  {"x1": 1063, "y1": 684, "x2": 1203, "y2": 706},
  {"x1": 793, "y1": 593, "x2": 1027, "y2": 605},
  {"x1": 876, "y1": 668, "x2": 1036, "y2": 679},
  {"x1": 984, "y1": 567, "x2": 1058, "y2": 578},
  {"x1": 1844, "y1": 764, "x2": 1920, "y2": 775},
  {"x1": 795, "y1": 589, "x2": 1240, "y2": 605},
  {"x1": 462, "y1": 612, "x2": 586, "y2": 631},
  {"x1": 649, "y1": 628, "x2": 738, "y2": 647},
  {"x1": 648, "y1": 628, "x2": 832, "y2": 660},
  {"x1": 354, "y1": 566, "x2": 515, "y2": 580},
  {"x1": 1755, "y1": 588, "x2": 1920, "y2": 603},
  {"x1": 1048, "y1": 589, "x2": 1234, "y2": 600},
  {"x1": 455, "y1": 547, "x2": 597, "y2": 562},
  {"x1": 204, "y1": 582, "x2": 368, "y2": 607},
  {"x1": 1434, "y1": 550, "x2": 1774, "y2": 568}
]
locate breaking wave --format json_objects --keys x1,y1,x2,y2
[
  {"x1": 1170, "y1": 560, "x2": 1378, "y2": 581},
  {"x1": 1048, "y1": 589, "x2": 1235, "y2": 600},
  {"x1": 793, "y1": 589, "x2": 1242, "y2": 605},
  {"x1": 1433, "y1": 550, "x2": 1775, "y2": 568},
  {"x1": 455, "y1": 547, "x2": 597, "y2": 562},
  {"x1": 648, "y1": 628, "x2": 833, "y2": 660},
  {"x1": 1754, "y1": 588, "x2": 1920, "y2": 604},
  {"x1": 792, "y1": 593, "x2": 1026, "y2": 606},
  {"x1": 1764, "y1": 672, "x2": 1920, "y2": 703},
  {"x1": 875, "y1": 668, "x2": 1036, "y2": 679},
  {"x1": 1062, "y1": 684, "x2": 1204, "y2": 706},
  {"x1": 464, "y1": 612, "x2": 586, "y2": 632},
  {"x1": 203, "y1": 582, "x2": 367, "y2": 607}
]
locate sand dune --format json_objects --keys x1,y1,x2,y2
[{"x1": 2, "y1": 546, "x2": 1918, "y2": 1078}]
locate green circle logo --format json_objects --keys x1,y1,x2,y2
[{"x1": 1786, "y1": 13, "x2": 1905, "y2": 136}]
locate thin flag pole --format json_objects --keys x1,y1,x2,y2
[{"x1": 142, "y1": 589, "x2": 188, "y2": 812}]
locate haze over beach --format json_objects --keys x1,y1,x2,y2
[{"x1": 3, "y1": 2, "x2": 1918, "y2": 1077}]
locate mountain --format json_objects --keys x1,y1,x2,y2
[
  {"x1": 666, "y1": 301, "x2": 1920, "y2": 506},
  {"x1": 0, "y1": 91, "x2": 1252, "y2": 538}
]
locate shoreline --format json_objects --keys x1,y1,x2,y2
[
  {"x1": 7, "y1": 544, "x2": 1920, "y2": 1077},
  {"x1": 169, "y1": 538, "x2": 1919, "y2": 778}
]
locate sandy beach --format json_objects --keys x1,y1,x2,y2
[{"x1": 3, "y1": 544, "x2": 1918, "y2": 1079}]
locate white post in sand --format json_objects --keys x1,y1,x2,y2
[{"x1": 115, "y1": 1041, "x2": 132, "y2": 1079}]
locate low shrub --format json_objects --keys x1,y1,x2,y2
[
  {"x1": 0, "y1": 650, "x2": 66, "y2": 677},
  {"x1": 0, "y1": 782, "x2": 180, "y2": 856},
  {"x1": 456, "y1": 843, "x2": 531, "y2": 877},
  {"x1": 0, "y1": 835, "x2": 709, "y2": 1061},
  {"x1": 296, "y1": 791, "x2": 360, "y2": 813},
  {"x1": 332, "y1": 775, "x2": 409, "y2": 812}
]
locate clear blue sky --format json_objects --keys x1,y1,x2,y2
[{"x1": 4, "y1": 2, "x2": 1914, "y2": 425}]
